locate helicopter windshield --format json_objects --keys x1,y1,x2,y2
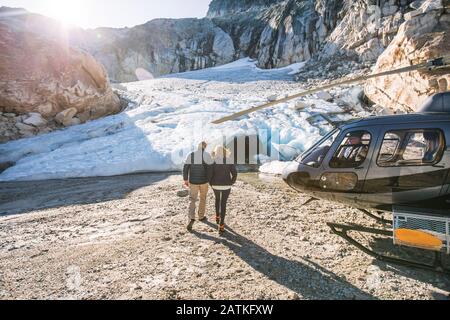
[{"x1": 298, "y1": 128, "x2": 340, "y2": 168}]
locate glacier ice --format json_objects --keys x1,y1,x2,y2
[{"x1": 0, "y1": 58, "x2": 357, "y2": 181}]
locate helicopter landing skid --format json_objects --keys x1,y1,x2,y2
[
  {"x1": 358, "y1": 209, "x2": 393, "y2": 226},
  {"x1": 327, "y1": 222, "x2": 450, "y2": 275},
  {"x1": 302, "y1": 197, "x2": 319, "y2": 206}
]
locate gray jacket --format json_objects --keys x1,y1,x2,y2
[{"x1": 183, "y1": 150, "x2": 212, "y2": 185}]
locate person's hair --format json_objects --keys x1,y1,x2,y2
[
  {"x1": 212, "y1": 146, "x2": 231, "y2": 159},
  {"x1": 424, "y1": 131, "x2": 438, "y2": 141},
  {"x1": 348, "y1": 136, "x2": 361, "y2": 144},
  {"x1": 198, "y1": 141, "x2": 208, "y2": 151}
]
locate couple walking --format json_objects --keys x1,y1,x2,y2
[{"x1": 183, "y1": 142, "x2": 238, "y2": 234}]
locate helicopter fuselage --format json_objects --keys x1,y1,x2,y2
[{"x1": 282, "y1": 113, "x2": 450, "y2": 215}]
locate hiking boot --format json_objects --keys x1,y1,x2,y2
[
  {"x1": 187, "y1": 220, "x2": 195, "y2": 232},
  {"x1": 218, "y1": 224, "x2": 225, "y2": 234},
  {"x1": 216, "y1": 216, "x2": 220, "y2": 225}
]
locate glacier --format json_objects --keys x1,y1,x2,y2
[{"x1": 0, "y1": 58, "x2": 360, "y2": 181}]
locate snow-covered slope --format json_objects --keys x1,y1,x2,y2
[{"x1": 0, "y1": 58, "x2": 357, "y2": 181}]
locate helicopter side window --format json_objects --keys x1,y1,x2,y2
[
  {"x1": 329, "y1": 131, "x2": 371, "y2": 168},
  {"x1": 377, "y1": 129, "x2": 445, "y2": 167}
]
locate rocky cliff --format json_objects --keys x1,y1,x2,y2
[
  {"x1": 365, "y1": 0, "x2": 450, "y2": 112},
  {"x1": 76, "y1": 0, "x2": 420, "y2": 83},
  {"x1": 207, "y1": 0, "x2": 342, "y2": 69},
  {"x1": 77, "y1": 19, "x2": 235, "y2": 83},
  {"x1": 207, "y1": 0, "x2": 287, "y2": 17}
]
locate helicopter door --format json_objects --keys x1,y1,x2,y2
[
  {"x1": 319, "y1": 129, "x2": 376, "y2": 205},
  {"x1": 362, "y1": 128, "x2": 447, "y2": 209}
]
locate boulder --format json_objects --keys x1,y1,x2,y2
[
  {"x1": 0, "y1": 161, "x2": 14, "y2": 173},
  {"x1": 267, "y1": 94, "x2": 279, "y2": 102},
  {"x1": 55, "y1": 108, "x2": 78, "y2": 126},
  {"x1": 37, "y1": 102, "x2": 54, "y2": 117},
  {"x1": 69, "y1": 117, "x2": 82, "y2": 127},
  {"x1": 316, "y1": 91, "x2": 334, "y2": 102},
  {"x1": 23, "y1": 113, "x2": 48, "y2": 127},
  {"x1": 0, "y1": 22, "x2": 121, "y2": 125},
  {"x1": 365, "y1": 0, "x2": 449, "y2": 112},
  {"x1": 15, "y1": 122, "x2": 35, "y2": 133},
  {"x1": 77, "y1": 111, "x2": 92, "y2": 123},
  {"x1": 293, "y1": 101, "x2": 308, "y2": 110}
]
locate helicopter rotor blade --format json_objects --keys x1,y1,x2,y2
[{"x1": 211, "y1": 55, "x2": 450, "y2": 125}]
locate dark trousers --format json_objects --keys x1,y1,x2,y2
[{"x1": 213, "y1": 189, "x2": 231, "y2": 225}]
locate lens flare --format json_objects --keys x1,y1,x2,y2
[{"x1": 42, "y1": 0, "x2": 89, "y2": 27}]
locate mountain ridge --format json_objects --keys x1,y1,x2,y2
[{"x1": 0, "y1": 1, "x2": 414, "y2": 82}]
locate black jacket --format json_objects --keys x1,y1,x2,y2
[
  {"x1": 210, "y1": 161, "x2": 238, "y2": 186},
  {"x1": 183, "y1": 150, "x2": 212, "y2": 185}
]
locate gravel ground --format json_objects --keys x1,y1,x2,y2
[{"x1": 0, "y1": 173, "x2": 449, "y2": 300}]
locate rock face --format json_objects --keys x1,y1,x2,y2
[
  {"x1": 208, "y1": 0, "x2": 415, "y2": 68},
  {"x1": 208, "y1": 0, "x2": 342, "y2": 69},
  {"x1": 71, "y1": 0, "x2": 415, "y2": 82},
  {"x1": 365, "y1": 0, "x2": 450, "y2": 112},
  {"x1": 81, "y1": 0, "x2": 416, "y2": 82},
  {"x1": 78, "y1": 19, "x2": 236, "y2": 82},
  {"x1": 320, "y1": 0, "x2": 411, "y2": 62},
  {"x1": 0, "y1": 12, "x2": 121, "y2": 142},
  {"x1": 207, "y1": 0, "x2": 287, "y2": 17}
]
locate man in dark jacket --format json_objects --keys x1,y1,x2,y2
[{"x1": 183, "y1": 142, "x2": 212, "y2": 231}]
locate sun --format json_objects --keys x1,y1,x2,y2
[{"x1": 43, "y1": 0, "x2": 89, "y2": 28}]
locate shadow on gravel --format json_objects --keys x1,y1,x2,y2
[
  {"x1": 0, "y1": 173, "x2": 170, "y2": 217},
  {"x1": 193, "y1": 223, "x2": 376, "y2": 300},
  {"x1": 369, "y1": 237, "x2": 450, "y2": 295}
]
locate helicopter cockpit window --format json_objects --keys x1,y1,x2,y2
[
  {"x1": 299, "y1": 129, "x2": 340, "y2": 168},
  {"x1": 377, "y1": 129, "x2": 445, "y2": 167},
  {"x1": 378, "y1": 132, "x2": 401, "y2": 163},
  {"x1": 329, "y1": 131, "x2": 371, "y2": 168}
]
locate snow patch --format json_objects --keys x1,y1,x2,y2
[
  {"x1": 259, "y1": 161, "x2": 294, "y2": 175},
  {"x1": 287, "y1": 62, "x2": 307, "y2": 75}
]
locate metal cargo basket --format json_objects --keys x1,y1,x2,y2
[{"x1": 393, "y1": 207, "x2": 450, "y2": 254}]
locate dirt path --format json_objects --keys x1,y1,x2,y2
[{"x1": 0, "y1": 173, "x2": 449, "y2": 300}]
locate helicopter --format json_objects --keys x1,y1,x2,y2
[
  {"x1": 282, "y1": 92, "x2": 450, "y2": 273},
  {"x1": 212, "y1": 56, "x2": 450, "y2": 274}
]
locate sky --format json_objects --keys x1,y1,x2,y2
[{"x1": 0, "y1": 0, "x2": 212, "y2": 29}]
